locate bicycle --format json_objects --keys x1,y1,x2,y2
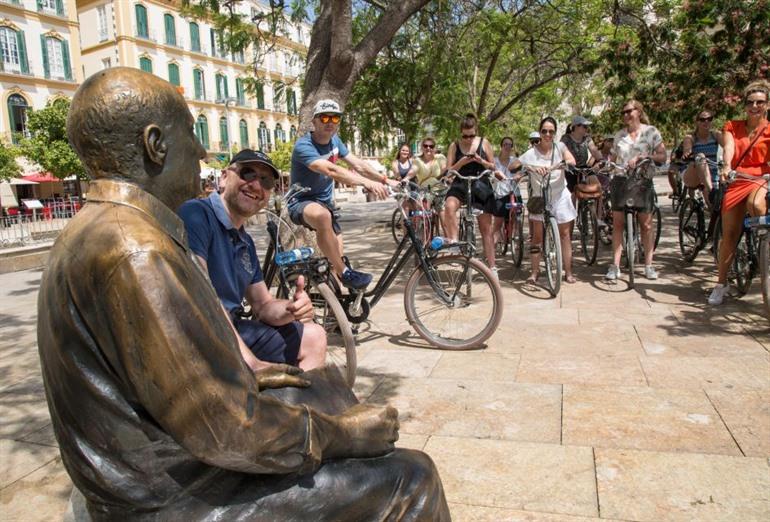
[
  {"x1": 494, "y1": 178, "x2": 526, "y2": 269},
  {"x1": 572, "y1": 166, "x2": 602, "y2": 265},
  {"x1": 444, "y1": 169, "x2": 496, "y2": 257},
  {"x1": 390, "y1": 181, "x2": 447, "y2": 246},
  {"x1": 519, "y1": 163, "x2": 566, "y2": 297},
  {"x1": 676, "y1": 154, "x2": 724, "y2": 263}
]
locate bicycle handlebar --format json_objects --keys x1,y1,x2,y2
[{"x1": 445, "y1": 169, "x2": 495, "y2": 181}]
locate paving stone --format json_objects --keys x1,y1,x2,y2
[
  {"x1": 448, "y1": 503, "x2": 619, "y2": 521},
  {"x1": 19, "y1": 424, "x2": 58, "y2": 448},
  {"x1": 426, "y1": 436, "x2": 597, "y2": 517},
  {"x1": 429, "y1": 352, "x2": 521, "y2": 381},
  {"x1": 640, "y1": 354, "x2": 770, "y2": 390},
  {"x1": 517, "y1": 354, "x2": 646, "y2": 387},
  {"x1": 369, "y1": 378, "x2": 561, "y2": 443},
  {"x1": 0, "y1": 439, "x2": 60, "y2": 489},
  {"x1": 0, "y1": 456, "x2": 72, "y2": 522},
  {"x1": 563, "y1": 385, "x2": 741, "y2": 455},
  {"x1": 705, "y1": 389, "x2": 770, "y2": 457},
  {"x1": 357, "y1": 348, "x2": 443, "y2": 378},
  {"x1": 501, "y1": 306, "x2": 579, "y2": 326},
  {"x1": 578, "y1": 307, "x2": 680, "y2": 326},
  {"x1": 493, "y1": 323, "x2": 643, "y2": 357},
  {"x1": 0, "y1": 378, "x2": 51, "y2": 440},
  {"x1": 636, "y1": 325, "x2": 767, "y2": 357},
  {"x1": 395, "y1": 433, "x2": 429, "y2": 451},
  {"x1": 595, "y1": 448, "x2": 770, "y2": 521}
]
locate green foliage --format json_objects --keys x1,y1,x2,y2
[
  {"x1": 19, "y1": 98, "x2": 85, "y2": 180},
  {"x1": 269, "y1": 139, "x2": 295, "y2": 173},
  {"x1": 0, "y1": 141, "x2": 21, "y2": 181}
]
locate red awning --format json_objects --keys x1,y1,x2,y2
[{"x1": 22, "y1": 172, "x2": 60, "y2": 183}]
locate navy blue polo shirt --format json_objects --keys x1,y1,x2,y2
[{"x1": 179, "y1": 193, "x2": 263, "y2": 313}]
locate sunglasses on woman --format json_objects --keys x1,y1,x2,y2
[
  {"x1": 540, "y1": 129, "x2": 556, "y2": 135},
  {"x1": 422, "y1": 143, "x2": 435, "y2": 149},
  {"x1": 621, "y1": 108, "x2": 635, "y2": 116},
  {"x1": 745, "y1": 99, "x2": 768, "y2": 107},
  {"x1": 697, "y1": 116, "x2": 713, "y2": 122},
  {"x1": 318, "y1": 114, "x2": 341, "y2": 124}
]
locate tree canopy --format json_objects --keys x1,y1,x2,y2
[{"x1": 19, "y1": 99, "x2": 85, "y2": 180}]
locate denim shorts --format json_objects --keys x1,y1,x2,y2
[
  {"x1": 288, "y1": 200, "x2": 342, "y2": 235},
  {"x1": 233, "y1": 318, "x2": 303, "y2": 365}
]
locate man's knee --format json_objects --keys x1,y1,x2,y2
[
  {"x1": 303, "y1": 204, "x2": 333, "y2": 229},
  {"x1": 302, "y1": 322, "x2": 327, "y2": 357}
]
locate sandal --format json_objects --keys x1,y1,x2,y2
[
  {"x1": 526, "y1": 275, "x2": 539, "y2": 284},
  {"x1": 565, "y1": 275, "x2": 577, "y2": 284}
]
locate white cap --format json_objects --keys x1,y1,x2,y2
[
  {"x1": 312, "y1": 99, "x2": 342, "y2": 118},
  {"x1": 528, "y1": 131, "x2": 540, "y2": 140}
]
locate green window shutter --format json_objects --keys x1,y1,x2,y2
[
  {"x1": 215, "y1": 74, "x2": 222, "y2": 101},
  {"x1": 139, "y1": 56, "x2": 152, "y2": 73},
  {"x1": 286, "y1": 90, "x2": 292, "y2": 114},
  {"x1": 136, "y1": 5, "x2": 148, "y2": 38},
  {"x1": 256, "y1": 85, "x2": 264, "y2": 109},
  {"x1": 16, "y1": 31, "x2": 29, "y2": 74},
  {"x1": 36, "y1": 0, "x2": 43, "y2": 11},
  {"x1": 220, "y1": 118, "x2": 228, "y2": 151},
  {"x1": 56, "y1": 0, "x2": 64, "y2": 16},
  {"x1": 40, "y1": 35, "x2": 50, "y2": 78},
  {"x1": 223, "y1": 76, "x2": 229, "y2": 99},
  {"x1": 209, "y1": 28, "x2": 216, "y2": 56},
  {"x1": 61, "y1": 39, "x2": 72, "y2": 80},
  {"x1": 202, "y1": 120, "x2": 209, "y2": 149},
  {"x1": 193, "y1": 69, "x2": 202, "y2": 99},
  {"x1": 190, "y1": 23, "x2": 200, "y2": 52},
  {"x1": 236, "y1": 79, "x2": 245, "y2": 105},
  {"x1": 164, "y1": 14, "x2": 175, "y2": 46},
  {"x1": 239, "y1": 120, "x2": 248, "y2": 148},
  {"x1": 168, "y1": 63, "x2": 179, "y2": 86}
]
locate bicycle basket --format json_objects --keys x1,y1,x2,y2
[{"x1": 610, "y1": 175, "x2": 653, "y2": 210}]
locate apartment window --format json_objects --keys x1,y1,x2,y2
[
  {"x1": 189, "y1": 22, "x2": 200, "y2": 52},
  {"x1": 97, "y1": 6, "x2": 109, "y2": 41},
  {"x1": 139, "y1": 56, "x2": 152, "y2": 73},
  {"x1": 219, "y1": 117, "x2": 229, "y2": 151},
  {"x1": 7, "y1": 94, "x2": 29, "y2": 144},
  {"x1": 239, "y1": 119, "x2": 248, "y2": 149},
  {"x1": 0, "y1": 27, "x2": 28, "y2": 74},
  {"x1": 164, "y1": 14, "x2": 176, "y2": 46},
  {"x1": 215, "y1": 73, "x2": 228, "y2": 102},
  {"x1": 168, "y1": 62, "x2": 180, "y2": 86},
  {"x1": 274, "y1": 123, "x2": 285, "y2": 144},
  {"x1": 255, "y1": 83, "x2": 265, "y2": 110},
  {"x1": 39, "y1": 0, "x2": 64, "y2": 16},
  {"x1": 193, "y1": 68, "x2": 205, "y2": 100},
  {"x1": 195, "y1": 114, "x2": 209, "y2": 149},
  {"x1": 258, "y1": 121, "x2": 271, "y2": 151},
  {"x1": 286, "y1": 89, "x2": 297, "y2": 115},
  {"x1": 135, "y1": 4, "x2": 148, "y2": 39},
  {"x1": 290, "y1": 125, "x2": 297, "y2": 141},
  {"x1": 101, "y1": 57, "x2": 111, "y2": 69},
  {"x1": 41, "y1": 36, "x2": 72, "y2": 80},
  {"x1": 235, "y1": 78, "x2": 246, "y2": 106},
  {"x1": 209, "y1": 28, "x2": 223, "y2": 57}
]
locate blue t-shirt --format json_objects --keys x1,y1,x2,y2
[
  {"x1": 290, "y1": 132, "x2": 349, "y2": 206},
  {"x1": 178, "y1": 192, "x2": 263, "y2": 313}
]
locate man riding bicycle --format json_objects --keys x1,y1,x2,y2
[{"x1": 288, "y1": 99, "x2": 397, "y2": 290}]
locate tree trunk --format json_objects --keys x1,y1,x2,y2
[{"x1": 299, "y1": 0, "x2": 431, "y2": 132}]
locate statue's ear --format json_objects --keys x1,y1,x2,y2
[{"x1": 144, "y1": 124, "x2": 167, "y2": 167}]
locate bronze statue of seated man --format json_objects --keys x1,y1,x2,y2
[{"x1": 37, "y1": 67, "x2": 450, "y2": 521}]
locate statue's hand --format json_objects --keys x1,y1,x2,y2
[
  {"x1": 254, "y1": 364, "x2": 311, "y2": 390},
  {"x1": 332, "y1": 403, "x2": 399, "y2": 458}
]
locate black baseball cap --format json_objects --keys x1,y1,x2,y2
[{"x1": 229, "y1": 149, "x2": 279, "y2": 178}]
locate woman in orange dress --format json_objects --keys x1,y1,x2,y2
[{"x1": 709, "y1": 80, "x2": 770, "y2": 305}]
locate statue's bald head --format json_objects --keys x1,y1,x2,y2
[{"x1": 67, "y1": 67, "x2": 189, "y2": 181}]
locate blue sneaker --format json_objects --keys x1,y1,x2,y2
[{"x1": 341, "y1": 268, "x2": 373, "y2": 290}]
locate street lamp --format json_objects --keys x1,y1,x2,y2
[{"x1": 217, "y1": 96, "x2": 239, "y2": 163}]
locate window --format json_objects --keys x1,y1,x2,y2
[
  {"x1": 193, "y1": 69, "x2": 205, "y2": 100},
  {"x1": 97, "y1": 6, "x2": 109, "y2": 41},
  {"x1": 164, "y1": 14, "x2": 176, "y2": 46},
  {"x1": 101, "y1": 57, "x2": 111, "y2": 69},
  {"x1": 274, "y1": 123, "x2": 285, "y2": 144},
  {"x1": 273, "y1": 88, "x2": 283, "y2": 112},
  {"x1": 239, "y1": 119, "x2": 248, "y2": 149},
  {"x1": 219, "y1": 117, "x2": 229, "y2": 152},
  {"x1": 167, "y1": 62, "x2": 179, "y2": 86},
  {"x1": 235, "y1": 78, "x2": 246, "y2": 106},
  {"x1": 139, "y1": 56, "x2": 152, "y2": 73},
  {"x1": 7, "y1": 94, "x2": 29, "y2": 144},
  {"x1": 41, "y1": 36, "x2": 72, "y2": 80},
  {"x1": 135, "y1": 4, "x2": 148, "y2": 39},
  {"x1": 286, "y1": 89, "x2": 298, "y2": 115},
  {"x1": 0, "y1": 27, "x2": 28, "y2": 74},
  {"x1": 195, "y1": 114, "x2": 209, "y2": 149},
  {"x1": 210, "y1": 28, "x2": 223, "y2": 57},
  {"x1": 215, "y1": 73, "x2": 228, "y2": 102},
  {"x1": 258, "y1": 121, "x2": 271, "y2": 151},
  {"x1": 255, "y1": 83, "x2": 265, "y2": 110},
  {"x1": 189, "y1": 22, "x2": 200, "y2": 52},
  {"x1": 290, "y1": 125, "x2": 297, "y2": 141},
  {"x1": 39, "y1": 0, "x2": 64, "y2": 16}
]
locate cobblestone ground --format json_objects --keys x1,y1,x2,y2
[{"x1": 1, "y1": 194, "x2": 769, "y2": 521}]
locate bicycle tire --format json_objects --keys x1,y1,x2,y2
[
  {"x1": 543, "y1": 216, "x2": 562, "y2": 297},
  {"x1": 312, "y1": 282, "x2": 357, "y2": 387},
  {"x1": 652, "y1": 205, "x2": 662, "y2": 251},
  {"x1": 404, "y1": 255, "x2": 503, "y2": 350},
  {"x1": 580, "y1": 203, "x2": 599, "y2": 265},
  {"x1": 678, "y1": 198, "x2": 704, "y2": 262},
  {"x1": 626, "y1": 215, "x2": 635, "y2": 288},
  {"x1": 759, "y1": 234, "x2": 770, "y2": 322},
  {"x1": 254, "y1": 210, "x2": 297, "y2": 251},
  {"x1": 733, "y1": 230, "x2": 753, "y2": 296},
  {"x1": 510, "y1": 210, "x2": 525, "y2": 268},
  {"x1": 391, "y1": 208, "x2": 405, "y2": 244},
  {"x1": 712, "y1": 216, "x2": 722, "y2": 264},
  {"x1": 599, "y1": 199, "x2": 613, "y2": 246}
]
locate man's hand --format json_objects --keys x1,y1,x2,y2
[
  {"x1": 326, "y1": 403, "x2": 399, "y2": 459},
  {"x1": 254, "y1": 364, "x2": 311, "y2": 390},
  {"x1": 386, "y1": 178, "x2": 400, "y2": 189},
  {"x1": 286, "y1": 275, "x2": 314, "y2": 322},
  {"x1": 364, "y1": 179, "x2": 389, "y2": 200}
]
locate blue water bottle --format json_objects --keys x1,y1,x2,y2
[
  {"x1": 430, "y1": 236, "x2": 446, "y2": 251},
  {"x1": 275, "y1": 247, "x2": 314, "y2": 266}
]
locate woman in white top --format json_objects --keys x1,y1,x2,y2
[
  {"x1": 606, "y1": 100, "x2": 667, "y2": 281},
  {"x1": 512, "y1": 117, "x2": 577, "y2": 284}
]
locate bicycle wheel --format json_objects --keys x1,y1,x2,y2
[
  {"x1": 652, "y1": 205, "x2": 662, "y2": 251},
  {"x1": 579, "y1": 202, "x2": 599, "y2": 265},
  {"x1": 733, "y1": 230, "x2": 753, "y2": 296},
  {"x1": 712, "y1": 216, "x2": 723, "y2": 264},
  {"x1": 759, "y1": 234, "x2": 770, "y2": 322},
  {"x1": 404, "y1": 255, "x2": 503, "y2": 350},
  {"x1": 496, "y1": 219, "x2": 508, "y2": 256},
  {"x1": 678, "y1": 198, "x2": 704, "y2": 262},
  {"x1": 510, "y1": 210, "x2": 525, "y2": 268},
  {"x1": 626, "y1": 214, "x2": 635, "y2": 288},
  {"x1": 254, "y1": 210, "x2": 296, "y2": 251},
  {"x1": 311, "y1": 282, "x2": 357, "y2": 387},
  {"x1": 672, "y1": 177, "x2": 684, "y2": 213},
  {"x1": 599, "y1": 200, "x2": 613, "y2": 246},
  {"x1": 543, "y1": 216, "x2": 562, "y2": 297},
  {"x1": 391, "y1": 208, "x2": 405, "y2": 244}
]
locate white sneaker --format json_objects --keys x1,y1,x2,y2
[
  {"x1": 644, "y1": 265, "x2": 658, "y2": 280},
  {"x1": 605, "y1": 265, "x2": 620, "y2": 280},
  {"x1": 708, "y1": 284, "x2": 728, "y2": 305}
]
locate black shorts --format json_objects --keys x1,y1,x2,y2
[
  {"x1": 446, "y1": 179, "x2": 497, "y2": 215},
  {"x1": 565, "y1": 171, "x2": 578, "y2": 193},
  {"x1": 233, "y1": 318, "x2": 303, "y2": 365},
  {"x1": 288, "y1": 200, "x2": 341, "y2": 235}
]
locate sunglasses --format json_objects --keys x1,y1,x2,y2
[
  {"x1": 529, "y1": 139, "x2": 540, "y2": 144},
  {"x1": 461, "y1": 133, "x2": 476, "y2": 139},
  {"x1": 697, "y1": 116, "x2": 713, "y2": 122},
  {"x1": 502, "y1": 142, "x2": 513, "y2": 147},
  {"x1": 237, "y1": 167, "x2": 275, "y2": 190},
  {"x1": 621, "y1": 108, "x2": 635, "y2": 116},
  {"x1": 422, "y1": 144, "x2": 435, "y2": 149},
  {"x1": 318, "y1": 114, "x2": 341, "y2": 124},
  {"x1": 745, "y1": 99, "x2": 768, "y2": 107},
  {"x1": 540, "y1": 129, "x2": 556, "y2": 135}
]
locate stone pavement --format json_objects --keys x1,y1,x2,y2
[{"x1": 1, "y1": 198, "x2": 769, "y2": 521}]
